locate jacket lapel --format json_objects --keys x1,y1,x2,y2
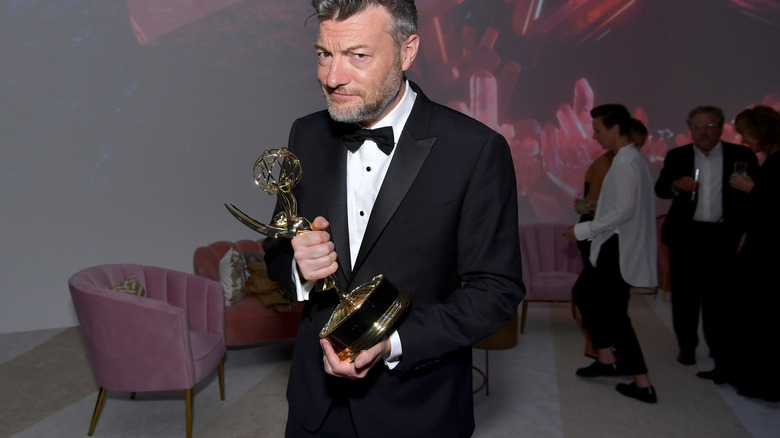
[
  {"x1": 315, "y1": 123, "x2": 351, "y2": 282},
  {"x1": 352, "y1": 87, "x2": 437, "y2": 274}
]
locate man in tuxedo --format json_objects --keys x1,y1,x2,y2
[
  {"x1": 262, "y1": 1, "x2": 525, "y2": 437},
  {"x1": 655, "y1": 106, "x2": 757, "y2": 380}
]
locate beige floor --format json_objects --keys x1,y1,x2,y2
[{"x1": 1, "y1": 294, "x2": 777, "y2": 438}]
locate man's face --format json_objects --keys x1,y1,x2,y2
[
  {"x1": 315, "y1": 5, "x2": 417, "y2": 127},
  {"x1": 689, "y1": 112, "x2": 723, "y2": 152},
  {"x1": 592, "y1": 117, "x2": 618, "y2": 151}
]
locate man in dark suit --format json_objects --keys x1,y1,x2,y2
[
  {"x1": 262, "y1": 1, "x2": 525, "y2": 437},
  {"x1": 655, "y1": 105, "x2": 757, "y2": 381}
]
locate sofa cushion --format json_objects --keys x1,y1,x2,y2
[
  {"x1": 106, "y1": 277, "x2": 147, "y2": 297},
  {"x1": 219, "y1": 247, "x2": 246, "y2": 308}
]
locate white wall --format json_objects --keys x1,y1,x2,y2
[
  {"x1": 0, "y1": 1, "x2": 320, "y2": 332},
  {"x1": 3, "y1": 0, "x2": 780, "y2": 333}
]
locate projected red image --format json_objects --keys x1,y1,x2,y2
[{"x1": 124, "y1": 0, "x2": 780, "y2": 223}]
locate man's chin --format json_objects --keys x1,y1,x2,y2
[{"x1": 327, "y1": 103, "x2": 367, "y2": 124}]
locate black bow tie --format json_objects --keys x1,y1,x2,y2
[{"x1": 343, "y1": 127, "x2": 395, "y2": 155}]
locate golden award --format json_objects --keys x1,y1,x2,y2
[{"x1": 225, "y1": 148, "x2": 410, "y2": 362}]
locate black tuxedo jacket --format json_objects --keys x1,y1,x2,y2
[
  {"x1": 654, "y1": 142, "x2": 757, "y2": 247},
  {"x1": 263, "y1": 82, "x2": 525, "y2": 437}
]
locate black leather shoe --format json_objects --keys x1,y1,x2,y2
[
  {"x1": 616, "y1": 382, "x2": 658, "y2": 404},
  {"x1": 677, "y1": 350, "x2": 696, "y2": 365},
  {"x1": 696, "y1": 368, "x2": 728, "y2": 384},
  {"x1": 576, "y1": 360, "x2": 620, "y2": 377},
  {"x1": 737, "y1": 387, "x2": 780, "y2": 402}
]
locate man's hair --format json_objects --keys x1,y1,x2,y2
[
  {"x1": 687, "y1": 105, "x2": 725, "y2": 127},
  {"x1": 310, "y1": 0, "x2": 417, "y2": 47},
  {"x1": 629, "y1": 118, "x2": 648, "y2": 139},
  {"x1": 590, "y1": 104, "x2": 632, "y2": 136},
  {"x1": 735, "y1": 105, "x2": 780, "y2": 153}
]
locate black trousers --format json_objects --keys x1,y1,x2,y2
[
  {"x1": 668, "y1": 222, "x2": 734, "y2": 361},
  {"x1": 573, "y1": 235, "x2": 649, "y2": 375}
]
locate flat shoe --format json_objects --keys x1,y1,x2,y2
[
  {"x1": 677, "y1": 350, "x2": 696, "y2": 365},
  {"x1": 696, "y1": 368, "x2": 728, "y2": 384},
  {"x1": 616, "y1": 382, "x2": 658, "y2": 404},
  {"x1": 576, "y1": 360, "x2": 620, "y2": 377}
]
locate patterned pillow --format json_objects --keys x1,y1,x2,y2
[
  {"x1": 107, "y1": 277, "x2": 147, "y2": 297},
  {"x1": 219, "y1": 247, "x2": 247, "y2": 307}
]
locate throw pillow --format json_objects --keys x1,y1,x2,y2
[
  {"x1": 218, "y1": 247, "x2": 247, "y2": 308},
  {"x1": 245, "y1": 260, "x2": 285, "y2": 297},
  {"x1": 107, "y1": 277, "x2": 147, "y2": 297}
]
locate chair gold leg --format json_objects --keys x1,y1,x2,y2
[
  {"x1": 485, "y1": 349, "x2": 490, "y2": 396},
  {"x1": 520, "y1": 301, "x2": 528, "y2": 334},
  {"x1": 218, "y1": 354, "x2": 226, "y2": 401},
  {"x1": 88, "y1": 387, "x2": 107, "y2": 436},
  {"x1": 186, "y1": 388, "x2": 193, "y2": 438}
]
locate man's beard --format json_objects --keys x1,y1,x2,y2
[{"x1": 322, "y1": 63, "x2": 403, "y2": 124}]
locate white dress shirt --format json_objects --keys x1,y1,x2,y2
[
  {"x1": 291, "y1": 81, "x2": 417, "y2": 366},
  {"x1": 573, "y1": 144, "x2": 658, "y2": 287}
]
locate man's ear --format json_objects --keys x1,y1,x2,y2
[{"x1": 400, "y1": 34, "x2": 419, "y2": 72}]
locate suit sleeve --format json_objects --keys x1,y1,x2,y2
[
  {"x1": 393, "y1": 130, "x2": 525, "y2": 373},
  {"x1": 655, "y1": 147, "x2": 683, "y2": 199},
  {"x1": 262, "y1": 120, "x2": 301, "y2": 301}
]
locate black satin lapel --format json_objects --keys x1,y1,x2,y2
[
  {"x1": 325, "y1": 144, "x2": 352, "y2": 280},
  {"x1": 352, "y1": 132, "x2": 437, "y2": 271}
]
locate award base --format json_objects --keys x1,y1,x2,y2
[{"x1": 319, "y1": 275, "x2": 410, "y2": 362}]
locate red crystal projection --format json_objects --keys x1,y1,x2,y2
[
  {"x1": 511, "y1": 0, "x2": 638, "y2": 45},
  {"x1": 126, "y1": 0, "x2": 242, "y2": 45},
  {"x1": 729, "y1": 0, "x2": 780, "y2": 24}
]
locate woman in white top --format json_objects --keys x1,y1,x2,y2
[{"x1": 564, "y1": 104, "x2": 658, "y2": 403}]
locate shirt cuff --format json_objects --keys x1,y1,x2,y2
[
  {"x1": 384, "y1": 330, "x2": 402, "y2": 369},
  {"x1": 291, "y1": 259, "x2": 315, "y2": 301},
  {"x1": 573, "y1": 221, "x2": 590, "y2": 241}
]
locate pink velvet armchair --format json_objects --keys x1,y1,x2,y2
[
  {"x1": 69, "y1": 264, "x2": 226, "y2": 438},
  {"x1": 518, "y1": 223, "x2": 584, "y2": 333},
  {"x1": 193, "y1": 239, "x2": 302, "y2": 347}
]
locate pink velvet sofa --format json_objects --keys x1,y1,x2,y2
[{"x1": 193, "y1": 239, "x2": 302, "y2": 347}]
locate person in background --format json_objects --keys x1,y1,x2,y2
[
  {"x1": 654, "y1": 106, "x2": 757, "y2": 380},
  {"x1": 630, "y1": 118, "x2": 648, "y2": 150},
  {"x1": 262, "y1": 1, "x2": 525, "y2": 436},
  {"x1": 574, "y1": 117, "x2": 649, "y2": 359},
  {"x1": 565, "y1": 104, "x2": 658, "y2": 404},
  {"x1": 724, "y1": 105, "x2": 780, "y2": 401}
]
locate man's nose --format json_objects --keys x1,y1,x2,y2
[{"x1": 326, "y1": 57, "x2": 348, "y2": 88}]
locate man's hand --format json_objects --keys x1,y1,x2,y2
[
  {"x1": 729, "y1": 173, "x2": 755, "y2": 193},
  {"x1": 673, "y1": 176, "x2": 697, "y2": 193},
  {"x1": 291, "y1": 216, "x2": 338, "y2": 283},
  {"x1": 321, "y1": 337, "x2": 389, "y2": 380}
]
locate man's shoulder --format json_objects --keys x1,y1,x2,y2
[
  {"x1": 409, "y1": 81, "x2": 500, "y2": 136},
  {"x1": 662, "y1": 143, "x2": 693, "y2": 162},
  {"x1": 722, "y1": 141, "x2": 752, "y2": 155}
]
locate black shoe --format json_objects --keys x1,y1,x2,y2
[
  {"x1": 616, "y1": 382, "x2": 658, "y2": 404},
  {"x1": 677, "y1": 350, "x2": 696, "y2": 365},
  {"x1": 737, "y1": 387, "x2": 780, "y2": 402},
  {"x1": 576, "y1": 360, "x2": 620, "y2": 377},
  {"x1": 696, "y1": 368, "x2": 728, "y2": 384}
]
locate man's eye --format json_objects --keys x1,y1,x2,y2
[
  {"x1": 352, "y1": 53, "x2": 367, "y2": 60},
  {"x1": 317, "y1": 51, "x2": 331, "y2": 59}
]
